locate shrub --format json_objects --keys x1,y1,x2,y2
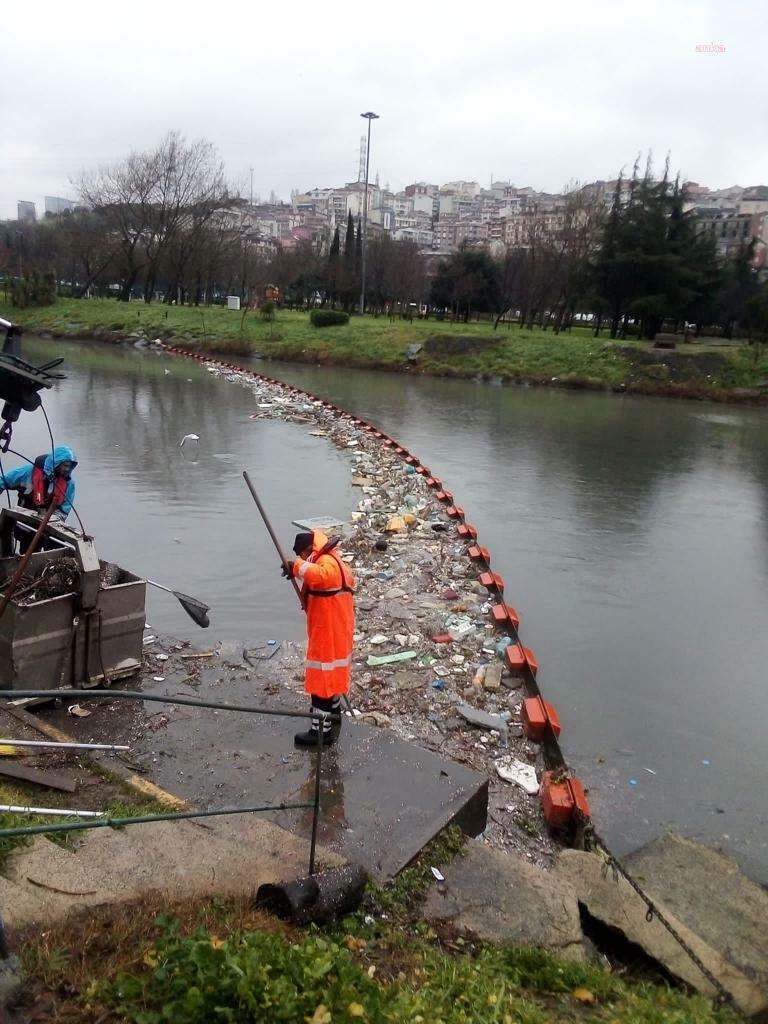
[
  {"x1": 11, "y1": 272, "x2": 57, "y2": 308},
  {"x1": 259, "y1": 299, "x2": 275, "y2": 322},
  {"x1": 310, "y1": 309, "x2": 349, "y2": 328}
]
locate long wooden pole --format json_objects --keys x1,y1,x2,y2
[{"x1": 242, "y1": 471, "x2": 305, "y2": 611}]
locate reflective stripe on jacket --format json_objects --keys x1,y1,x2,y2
[{"x1": 293, "y1": 529, "x2": 355, "y2": 698}]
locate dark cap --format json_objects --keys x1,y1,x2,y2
[{"x1": 292, "y1": 531, "x2": 313, "y2": 555}]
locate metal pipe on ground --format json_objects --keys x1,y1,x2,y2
[{"x1": 256, "y1": 864, "x2": 368, "y2": 925}]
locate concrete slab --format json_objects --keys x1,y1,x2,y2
[
  {"x1": 623, "y1": 833, "x2": 768, "y2": 993},
  {"x1": 554, "y1": 849, "x2": 766, "y2": 1016},
  {"x1": 0, "y1": 874, "x2": 50, "y2": 925},
  {"x1": 3, "y1": 817, "x2": 344, "y2": 933},
  {"x1": 3, "y1": 837, "x2": 117, "y2": 927},
  {"x1": 423, "y1": 840, "x2": 585, "y2": 961},
  {"x1": 130, "y1": 663, "x2": 489, "y2": 881}
]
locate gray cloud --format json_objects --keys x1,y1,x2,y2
[{"x1": 2, "y1": 0, "x2": 765, "y2": 218}]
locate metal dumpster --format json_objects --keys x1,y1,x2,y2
[{"x1": 0, "y1": 509, "x2": 145, "y2": 690}]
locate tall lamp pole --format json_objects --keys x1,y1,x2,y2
[{"x1": 359, "y1": 111, "x2": 379, "y2": 316}]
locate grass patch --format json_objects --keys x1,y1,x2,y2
[
  {"x1": 10, "y1": 827, "x2": 738, "y2": 1023},
  {"x1": 0, "y1": 770, "x2": 169, "y2": 869},
  {"x1": 364, "y1": 825, "x2": 466, "y2": 921},
  {"x1": 4, "y1": 297, "x2": 766, "y2": 399},
  {"x1": 13, "y1": 898, "x2": 737, "y2": 1024}
]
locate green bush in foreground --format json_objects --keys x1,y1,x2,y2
[
  {"x1": 310, "y1": 309, "x2": 350, "y2": 328},
  {"x1": 104, "y1": 915, "x2": 734, "y2": 1024}
]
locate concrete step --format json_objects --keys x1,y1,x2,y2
[
  {"x1": 137, "y1": 689, "x2": 489, "y2": 881},
  {"x1": 423, "y1": 839, "x2": 585, "y2": 961},
  {"x1": 623, "y1": 832, "x2": 768, "y2": 994},
  {"x1": 3, "y1": 816, "x2": 342, "y2": 933},
  {"x1": 554, "y1": 847, "x2": 766, "y2": 1017},
  {"x1": 4, "y1": 837, "x2": 120, "y2": 926}
]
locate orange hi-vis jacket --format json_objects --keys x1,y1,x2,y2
[{"x1": 292, "y1": 530, "x2": 356, "y2": 698}]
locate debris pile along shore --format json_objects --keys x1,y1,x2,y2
[{"x1": 205, "y1": 362, "x2": 557, "y2": 865}]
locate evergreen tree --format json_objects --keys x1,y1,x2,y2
[
  {"x1": 355, "y1": 217, "x2": 362, "y2": 273},
  {"x1": 340, "y1": 211, "x2": 357, "y2": 312},
  {"x1": 429, "y1": 244, "x2": 499, "y2": 322},
  {"x1": 343, "y1": 211, "x2": 355, "y2": 268},
  {"x1": 589, "y1": 161, "x2": 724, "y2": 340},
  {"x1": 327, "y1": 226, "x2": 340, "y2": 308}
]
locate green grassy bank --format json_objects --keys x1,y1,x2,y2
[
  {"x1": 13, "y1": 830, "x2": 736, "y2": 1023},
  {"x1": 4, "y1": 298, "x2": 768, "y2": 402}
]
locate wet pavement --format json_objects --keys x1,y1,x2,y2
[{"x1": 40, "y1": 639, "x2": 487, "y2": 880}]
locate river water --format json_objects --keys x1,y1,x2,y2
[{"x1": 15, "y1": 338, "x2": 768, "y2": 883}]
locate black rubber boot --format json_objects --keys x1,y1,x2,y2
[
  {"x1": 294, "y1": 725, "x2": 336, "y2": 748},
  {"x1": 294, "y1": 696, "x2": 342, "y2": 748}
]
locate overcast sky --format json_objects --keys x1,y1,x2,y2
[{"x1": 2, "y1": 0, "x2": 765, "y2": 219}]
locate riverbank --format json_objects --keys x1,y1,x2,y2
[
  {"x1": 5, "y1": 297, "x2": 768, "y2": 404},
  {"x1": 2, "y1": 352, "x2": 765, "y2": 1020}
]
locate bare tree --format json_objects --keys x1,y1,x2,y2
[{"x1": 78, "y1": 132, "x2": 228, "y2": 302}]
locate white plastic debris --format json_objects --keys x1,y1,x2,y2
[
  {"x1": 369, "y1": 634, "x2": 388, "y2": 646},
  {"x1": 67, "y1": 704, "x2": 92, "y2": 718},
  {"x1": 447, "y1": 620, "x2": 474, "y2": 642},
  {"x1": 496, "y1": 757, "x2": 539, "y2": 795},
  {"x1": 179, "y1": 433, "x2": 200, "y2": 447},
  {"x1": 431, "y1": 866, "x2": 445, "y2": 882}
]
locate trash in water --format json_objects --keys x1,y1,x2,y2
[
  {"x1": 496, "y1": 757, "x2": 539, "y2": 795},
  {"x1": 366, "y1": 650, "x2": 417, "y2": 667},
  {"x1": 642, "y1": 767, "x2": 656, "y2": 775},
  {"x1": 153, "y1": 676, "x2": 165, "y2": 683},
  {"x1": 384, "y1": 516, "x2": 406, "y2": 533},
  {"x1": 495, "y1": 636, "x2": 513, "y2": 657},
  {"x1": 447, "y1": 620, "x2": 474, "y2": 642},
  {"x1": 629, "y1": 778, "x2": 638, "y2": 786},
  {"x1": 179, "y1": 433, "x2": 200, "y2": 447}
]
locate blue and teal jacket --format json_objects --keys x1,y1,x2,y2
[{"x1": 0, "y1": 445, "x2": 78, "y2": 518}]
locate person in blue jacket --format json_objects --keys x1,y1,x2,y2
[{"x1": 0, "y1": 445, "x2": 78, "y2": 550}]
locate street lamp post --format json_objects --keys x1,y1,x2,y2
[{"x1": 359, "y1": 111, "x2": 379, "y2": 316}]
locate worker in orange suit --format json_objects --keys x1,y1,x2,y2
[{"x1": 282, "y1": 529, "x2": 355, "y2": 747}]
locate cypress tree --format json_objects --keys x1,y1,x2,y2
[
  {"x1": 328, "y1": 226, "x2": 340, "y2": 307},
  {"x1": 344, "y1": 211, "x2": 355, "y2": 268}
]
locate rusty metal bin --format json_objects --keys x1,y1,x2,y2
[{"x1": 0, "y1": 510, "x2": 145, "y2": 690}]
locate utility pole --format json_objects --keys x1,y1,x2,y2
[
  {"x1": 250, "y1": 168, "x2": 254, "y2": 207},
  {"x1": 359, "y1": 111, "x2": 379, "y2": 316}
]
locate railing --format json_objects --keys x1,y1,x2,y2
[{"x1": 0, "y1": 688, "x2": 339, "y2": 876}]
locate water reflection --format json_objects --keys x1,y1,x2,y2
[{"x1": 19, "y1": 339, "x2": 356, "y2": 644}]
